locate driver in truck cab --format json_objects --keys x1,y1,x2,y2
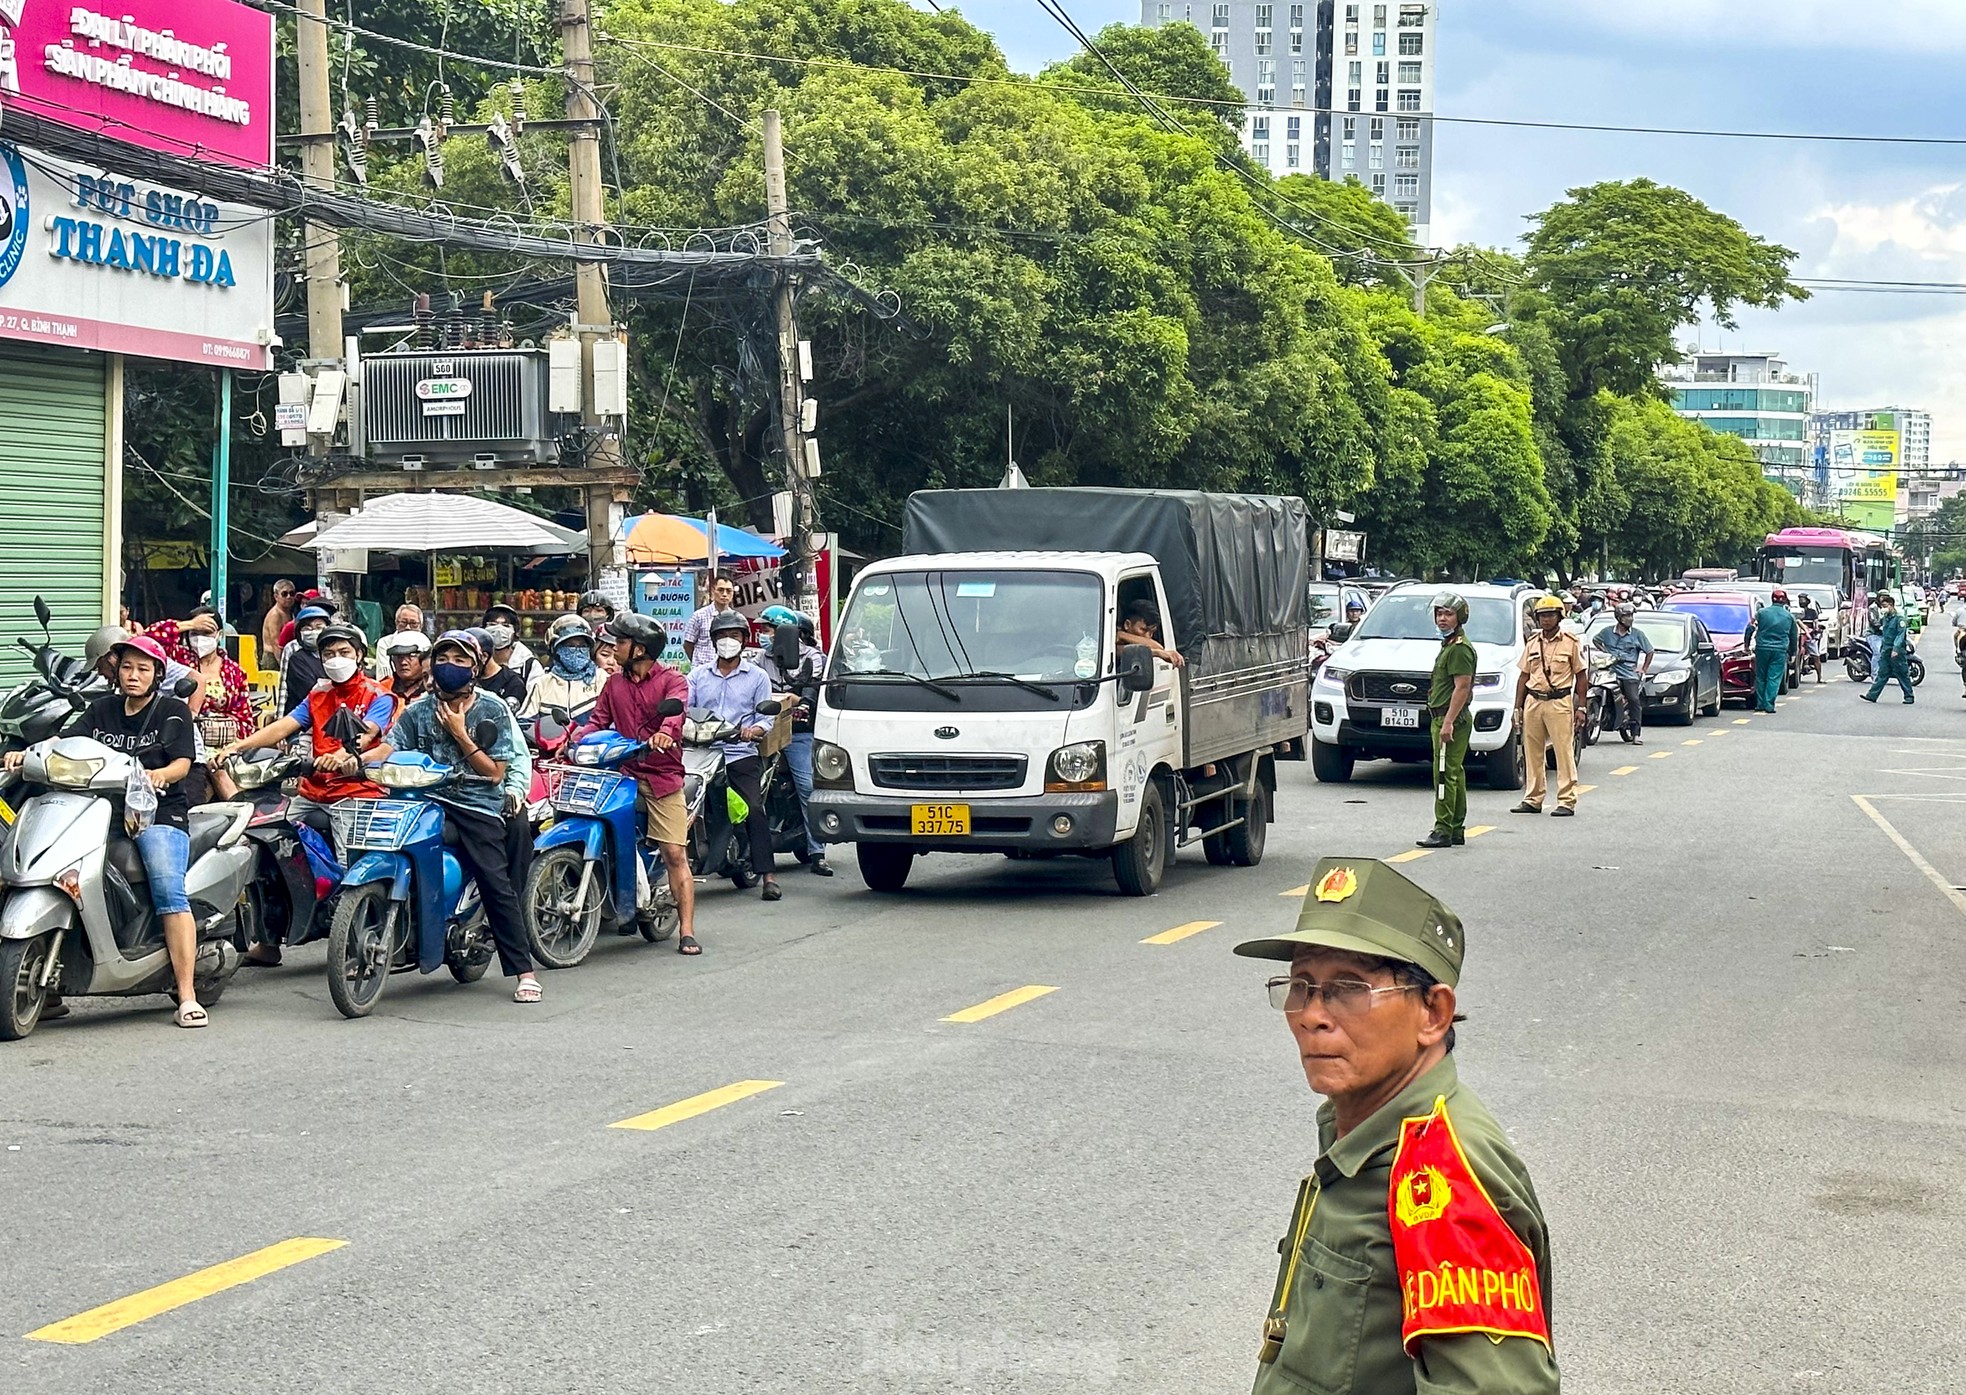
[{"x1": 1116, "y1": 599, "x2": 1186, "y2": 670}]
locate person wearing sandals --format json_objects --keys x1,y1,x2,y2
[
  {"x1": 4, "y1": 637, "x2": 208, "y2": 1026},
  {"x1": 365, "y1": 631, "x2": 544, "y2": 1004},
  {"x1": 584, "y1": 614, "x2": 700, "y2": 954}
]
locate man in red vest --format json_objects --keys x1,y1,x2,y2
[{"x1": 1234, "y1": 858, "x2": 1560, "y2": 1394}]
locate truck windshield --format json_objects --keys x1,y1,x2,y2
[
  {"x1": 831, "y1": 569, "x2": 1106, "y2": 710},
  {"x1": 1354, "y1": 594, "x2": 1517, "y2": 646}
]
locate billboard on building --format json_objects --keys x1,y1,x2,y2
[
  {"x1": 0, "y1": 0, "x2": 275, "y2": 168},
  {"x1": 0, "y1": 144, "x2": 274, "y2": 367},
  {"x1": 1831, "y1": 428, "x2": 1899, "y2": 532}
]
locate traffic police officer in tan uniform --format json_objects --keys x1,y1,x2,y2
[
  {"x1": 1237, "y1": 857, "x2": 1560, "y2": 1394},
  {"x1": 1511, "y1": 594, "x2": 1589, "y2": 818}
]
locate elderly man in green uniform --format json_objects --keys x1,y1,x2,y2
[
  {"x1": 1418, "y1": 592, "x2": 1476, "y2": 850},
  {"x1": 1237, "y1": 857, "x2": 1560, "y2": 1395}
]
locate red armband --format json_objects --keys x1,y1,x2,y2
[{"x1": 1387, "y1": 1096, "x2": 1551, "y2": 1355}]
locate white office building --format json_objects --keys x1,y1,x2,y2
[
  {"x1": 1662, "y1": 350, "x2": 1817, "y2": 497},
  {"x1": 1140, "y1": 1, "x2": 1437, "y2": 246}
]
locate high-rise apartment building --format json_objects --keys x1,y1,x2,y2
[
  {"x1": 1662, "y1": 350, "x2": 1817, "y2": 497},
  {"x1": 1139, "y1": 1, "x2": 1436, "y2": 246}
]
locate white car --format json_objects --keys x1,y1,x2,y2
[{"x1": 1310, "y1": 581, "x2": 1540, "y2": 790}]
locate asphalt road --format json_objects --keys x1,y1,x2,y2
[{"x1": 2, "y1": 671, "x2": 1962, "y2": 1394}]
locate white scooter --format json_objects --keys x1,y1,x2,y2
[{"x1": 0, "y1": 730, "x2": 256, "y2": 1039}]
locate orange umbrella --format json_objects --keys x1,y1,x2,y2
[{"x1": 617, "y1": 513, "x2": 785, "y2": 565}]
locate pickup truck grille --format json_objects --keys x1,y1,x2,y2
[
  {"x1": 1350, "y1": 671, "x2": 1432, "y2": 705},
  {"x1": 868, "y1": 755, "x2": 1027, "y2": 791}
]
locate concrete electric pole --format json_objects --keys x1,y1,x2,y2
[
  {"x1": 561, "y1": 0, "x2": 621, "y2": 572},
  {"x1": 295, "y1": 0, "x2": 342, "y2": 367},
  {"x1": 762, "y1": 108, "x2": 816, "y2": 603}
]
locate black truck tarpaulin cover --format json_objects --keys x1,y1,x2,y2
[{"x1": 901, "y1": 488, "x2": 1311, "y2": 655}]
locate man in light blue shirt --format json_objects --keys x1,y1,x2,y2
[
  {"x1": 686, "y1": 610, "x2": 782, "y2": 901},
  {"x1": 1591, "y1": 604, "x2": 1653, "y2": 745}
]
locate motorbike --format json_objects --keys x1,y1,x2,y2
[
  {"x1": 682, "y1": 699, "x2": 783, "y2": 887},
  {"x1": 1845, "y1": 638, "x2": 1927, "y2": 687},
  {"x1": 223, "y1": 746, "x2": 337, "y2": 961},
  {"x1": 0, "y1": 691, "x2": 256, "y2": 1040},
  {"x1": 321, "y1": 720, "x2": 505, "y2": 1019},
  {"x1": 1581, "y1": 651, "x2": 1618, "y2": 749},
  {"x1": 0, "y1": 598, "x2": 108, "y2": 812},
  {"x1": 521, "y1": 699, "x2": 687, "y2": 969}
]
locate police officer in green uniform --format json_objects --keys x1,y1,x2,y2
[
  {"x1": 1419, "y1": 592, "x2": 1477, "y2": 849},
  {"x1": 1236, "y1": 857, "x2": 1560, "y2": 1395}
]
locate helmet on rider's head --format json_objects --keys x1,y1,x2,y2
[
  {"x1": 1532, "y1": 593, "x2": 1566, "y2": 614},
  {"x1": 545, "y1": 613, "x2": 588, "y2": 643},
  {"x1": 108, "y1": 635, "x2": 170, "y2": 690},
  {"x1": 379, "y1": 630, "x2": 430, "y2": 658},
  {"x1": 1771, "y1": 588, "x2": 1789, "y2": 603},
  {"x1": 1614, "y1": 602, "x2": 1636, "y2": 620},
  {"x1": 709, "y1": 609, "x2": 751, "y2": 639},
  {"x1": 482, "y1": 602, "x2": 520, "y2": 627},
  {"x1": 293, "y1": 604, "x2": 333, "y2": 628},
  {"x1": 577, "y1": 589, "x2": 613, "y2": 619},
  {"x1": 759, "y1": 604, "x2": 800, "y2": 631},
  {"x1": 432, "y1": 629, "x2": 485, "y2": 669},
  {"x1": 1430, "y1": 591, "x2": 1469, "y2": 627},
  {"x1": 464, "y1": 627, "x2": 498, "y2": 661},
  {"x1": 315, "y1": 622, "x2": 367, "y2": 657},
  {"x1": 797, "y1": 615, "x2": 816, "y2": 643},
  {"x1": 84, "y1": 624, "x2": 131, "y2": 666},
  {"x1": 609, "y1": 612, "x2": 665, "y2": 658},
  {"x1": 551, "y1": 618, "x2": 595, "y2": 649}
]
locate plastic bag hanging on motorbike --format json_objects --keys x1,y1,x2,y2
[
  {"x1": 292, "y1": 820, "x2": 345, "y2": 901},
  {"x1": 727, "y1": 785, "x2": 750, "y2": 826},
  {"x1": 124, "y1": 762, "x2": 158, "y2": 835}
]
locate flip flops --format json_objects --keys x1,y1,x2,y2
[
  {"x1": 677, "y1": 935, "x2": 702, "y2": 956},
  {"x1": 174, "y1": 1001, "x2": 208, "y2": 1029},
  {"x1": 513, "y1": 977, "x2": 543, "y2": 1004}
]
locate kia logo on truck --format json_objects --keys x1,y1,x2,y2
[{"x1": 935, "y1": 726, "x2": 960, "y2": 739}]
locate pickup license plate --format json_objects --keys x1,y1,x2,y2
[
  {"x1": 1382, "y1": 706, "x2": 1421, "y2": 729},
  {"x1": 911, "y1": 803, "x2": 970, "y2": 836}
]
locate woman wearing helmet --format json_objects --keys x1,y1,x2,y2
[
  {"x1": 480, "y1": 603, "x2": 541, "y2": 706},
  {"x1": 378, "y1": 629, "x2": 433, "y2": 710},
  {"x1": 522, "y1": 618, "x2": 604, "y2": 718},
  {"x1": 278, "y1": 604, "x2": 336, "y2": 713},
  {"x1": 5, "y1": 636, "x2": 207, "y2": 1025}
]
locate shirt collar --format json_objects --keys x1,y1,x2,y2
[{"x1": 1316, "y1": 1053, "x2": 1461, "y2": 1180}]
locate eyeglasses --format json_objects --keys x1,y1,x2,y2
[{"x1": 1266, "y1": 976, "x2": 1416, "y2": 1015}]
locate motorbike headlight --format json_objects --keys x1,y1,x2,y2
[
  {"x1": 43, "y1": 752, "x2": 104, "y2": 788},
  {"x1": 1047, "y1": 740, "x2": 1106, "y2": 790},
  {"x1": 813, "y1": 740, "x2": 850, "y2": 784},
  {"x1": 374, "y1": 762, "x2": 443, "y2": 789},
  {"x1": 572, "y1": 744, "x2": 604, "y2": 766}
]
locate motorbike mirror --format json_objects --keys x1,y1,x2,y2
[
  {"x1": 32, "y1": 595, "x2": 51, "y2": 633},
  {"x1": 547, "y1": 704, "x2": 571, "y2": 725},
  {"x1": 1117, "y1": 645, "x2": 1155, "y2": 693},
  {"x1": 172, "y1": 675, "x2": 200, "y2": 699},
  {"x1": 471, "y1": 719, "x2": 501, "y2": 751},
  {"x1": 324, "y1": 707, "x2": 365, "y2": 747},
  {"x1": 1327, "y1": 622, "x2": 1354, "y2": 644},
  {"x1": 756, "y1": 699, "x2": 783, "y2": 717},
  {"x1": 535, "y1": 711, "x2": 566, "y2": 742},
  {"x1": 655, "y1": 697, "x2": 686, "y2": 718}
]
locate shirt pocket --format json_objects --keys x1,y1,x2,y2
[{"x1": 1277, "y1": 1232, "x2": 1377, "y2": 1395}]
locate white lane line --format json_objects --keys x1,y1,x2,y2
[{"x1": 1851, "y1": 795, "x2": 1966, "y2": 919}]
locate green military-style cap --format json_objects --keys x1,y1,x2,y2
[{"x1": 1232, "y1": 856, "x2": 1464, "y2": 986}]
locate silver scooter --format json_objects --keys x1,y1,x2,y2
[{"x1": 0, "y1": 729, "x2": 256, "y2": 1039}]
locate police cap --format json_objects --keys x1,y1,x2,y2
[{"x1": 1233, "y1": 856, "x2": 1464, "y2": 987}]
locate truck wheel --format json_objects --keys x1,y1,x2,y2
[
  {"x1": 1484, "y1": 734, "x2": 1526, "y2": 791},
  {"x1": 856, "y1": 843, "x2": 914, "y2": 893},
  {"x1": 1222, "y1": 781, "x2": 1268, "y2": 867},
  {"x1": 1310, "y1": 738, "x2": 1354, "y2": 784},
  {"x1": 1112, "y1": 783, "x2": 1167, "y2": 896}
]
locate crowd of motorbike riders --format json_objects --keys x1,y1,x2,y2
[{"x1": 1, "y1": 577, "x2": 830, "y2": 1034}]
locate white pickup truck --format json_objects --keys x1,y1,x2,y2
[{"x1": 808, "y1": 488, "x2": 1312, "y2": 896}]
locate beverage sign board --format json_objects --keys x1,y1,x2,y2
[
  {"x1": 0, "y1": 144, "x2": 275, "y2": 367},
  {"x1": 0, "y1": 0, "x2": 276, "y2": 167}
]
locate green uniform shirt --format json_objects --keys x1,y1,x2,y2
[
  {"x1": 1429, "y1": 632, "x2": 1477, "y2": 712},
  {"x1": 1250, "y1": 1055, "x2": 1560, "y2": 1395}
]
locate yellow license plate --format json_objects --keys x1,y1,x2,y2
[{"x1": 911, "y1": 803, "x2": 970, "y2": 836}]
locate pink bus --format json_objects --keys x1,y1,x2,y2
[{"x1": 1755, "y1": 527, "x2": 1904, "y2": 654}]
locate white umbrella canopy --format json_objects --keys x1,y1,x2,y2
[{"x1": 307, "y1": 493, "x2": 575, "y2": 554}]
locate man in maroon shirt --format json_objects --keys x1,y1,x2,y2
[{"x1": 587, "y1": 614, "x2": 699, "y2": 953}]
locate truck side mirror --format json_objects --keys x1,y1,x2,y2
[
  {"x1": 1327, "y1": 623, "x2": 1353, "y2": 644},
  {"x1": 1118, "y1": 645, "x2": 1155, "y2": 692}
]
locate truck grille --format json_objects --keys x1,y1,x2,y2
[
  {"x1": 868, "y1": 755, "x2": 1027, "y2": 792},
  {"x1": 1350, "y1": 671, "x2": 1431, "y2": 705}
]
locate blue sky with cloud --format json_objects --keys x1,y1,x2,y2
[{"x1": 946, "y1": 1, "x2": 1966, "y2": 458}]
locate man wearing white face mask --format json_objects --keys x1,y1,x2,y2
[
  {"x1": 481, "y1": 603, "x2": 542, "y2": 706},
  {"x1": 686, "y1": 609, "x2": 782, "y2": 902}
]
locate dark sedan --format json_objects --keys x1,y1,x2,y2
[{"x1": 1585, "y1": 611, "x2": 1724, "y2": 722}]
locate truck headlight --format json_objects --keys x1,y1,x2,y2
[
  {"x1": 1474, "y1": 673, "x2": 1504, "y2": 690},
  {"x1": 1320, "y1": 666, "x2": 1351, "y2": 685},
  {"x1": 813, "y1": 740, "x2": 850, "y2": 784},
  {"x1": 1047, "y1": 740, "x2": 1106, "y2": 791}
]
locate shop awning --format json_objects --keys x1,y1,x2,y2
[
  {"x1": 618, "y1": 513, "x2": 785, "y2": 565},
  {"x1": 308, "y1": 493, "x2": 576, "y2": 554}
]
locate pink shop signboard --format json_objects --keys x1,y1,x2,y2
[{"x1": 0, "y1": 0, "x2": 275, "y2": 168}]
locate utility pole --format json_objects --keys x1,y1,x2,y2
[
  {"x1": 763, "y1": 108, "x2": 816, "y2": 604},
  {"x1": 562, "y1": 0, "x2": 621, "y2": 572},
  {"x1": 1401, "y1": 253, "x2": 1448, "y2": 318},
  {"x1": 209, "y1": 371, "x2": 232, "y2": 623},
  {"x1": 295, "y1": 0, "x2": 341, "y2": 368}
]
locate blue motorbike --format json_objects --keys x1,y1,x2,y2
[
  {"x1": 522, "y1": 699, "x2": 687, "y2": 968},
  {"x1": 323, "y1": 722, "x2": 502, "y2": 1019}
]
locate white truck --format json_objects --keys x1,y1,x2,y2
[{"x1": 807, "y1": 488, "x2": 1312, "y2": 896}]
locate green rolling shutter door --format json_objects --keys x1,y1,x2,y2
[{"x1": 0, "y1": 346, "x2": 107, "y2": 685}]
